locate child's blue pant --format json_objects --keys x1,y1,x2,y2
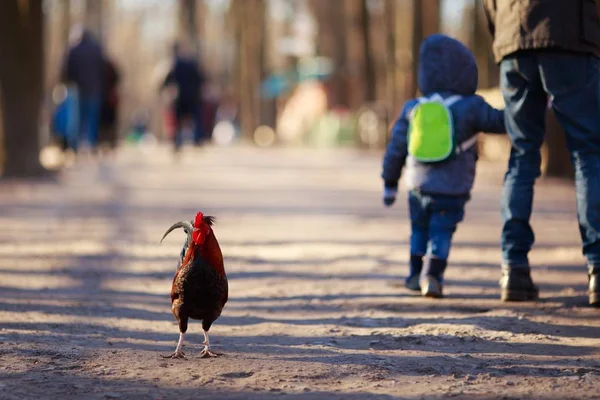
[{"x1": 408, "y1": 190, "x2": 469, "y2": 261}]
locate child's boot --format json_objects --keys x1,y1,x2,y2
[
  {"x1": 405, "y1": 255, "x2": 423, "y2": 291},
  {"x1": 421, "y1": 257, "x2": 447, "y2": 298},
  {"x1": 589, "y1": 267, "x2": 600, "y2": 307}
]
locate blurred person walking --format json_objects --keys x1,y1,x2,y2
[
  {"x1": 483, "y1": 0, "x2": 600, "y2": 306},
  {"x1": 61, "y1": 25, "x2": 104, "y2": 153},
  {"x1": 161, "y1": 42, "x2": 207, "y2": 152}
]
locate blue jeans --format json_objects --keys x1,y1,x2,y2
[
  {"x1": 409, "y1": 191, "x2": 468, "y2": 261},
  {"x1": 500, "y1": 52, "x2": 600, "y2": 272},
  {"x1": 79, "y1": 95, "x2": 101, "y2": 149}
]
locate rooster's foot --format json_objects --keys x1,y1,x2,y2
[
  {"x1": 199, "y1": 348, "x2": 219, "y2": 358},
  {"x1": 162, "y1": 350, "x2": 186, "y2": 359}
]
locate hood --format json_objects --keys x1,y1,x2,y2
[{"x1": 417, "y1": 34, "x2": 478, "y2": 96}]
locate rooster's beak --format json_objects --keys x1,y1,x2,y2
[{"x1": 160, "y1": 220, "x2": 193, "y2": 245}]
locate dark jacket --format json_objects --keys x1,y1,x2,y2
[
  {"x1": 484, "y1": 0, "x2": 600, "y2": 62},
  {"x1": 382, "y1": 35, "x2": 505, "y2": 196},
  {"x1": 63, "y1": 32, "x2": 104, "y2": 97},
  {"x1": 163, "y1": 56, "x2": 205, "y2": 108}
]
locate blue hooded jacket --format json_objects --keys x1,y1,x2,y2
[{"x1": 382, "y1": 34, "x2": 505, "y2": 196}]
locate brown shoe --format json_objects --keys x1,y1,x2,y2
[{"x1": 500, "y1": 269, "x2": 539, "y2": 302}]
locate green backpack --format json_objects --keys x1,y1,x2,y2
[{"x1": 407, "y1": 94, "x2": 477, "y2": 163}]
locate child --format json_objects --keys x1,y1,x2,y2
[{"x1": 381, "y1": 34, "x2": 506, "y2": 298}]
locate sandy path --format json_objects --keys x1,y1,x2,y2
[{"x1": 0, "y1": 146, "x2": 599, "y2": 399}]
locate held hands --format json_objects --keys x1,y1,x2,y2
[{"x1": 383, "y1": 187, "x2": 397, "y2": 207}]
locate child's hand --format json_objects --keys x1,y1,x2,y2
[{"x1": 383, "y1": 187, "x2": 397, "y2": 207}]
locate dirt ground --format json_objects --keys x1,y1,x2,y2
[{"x1": 0, "y1": 146, "x2": 599, "y2": 400}]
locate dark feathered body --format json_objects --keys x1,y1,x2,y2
[{"x1": 170, "y1": 229, "x2": 228, "y2": 335}]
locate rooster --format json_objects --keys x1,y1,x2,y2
[{"x1": 160, "y1": 212, "x2": 228, "y2": 358}]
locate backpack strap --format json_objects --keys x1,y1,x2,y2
[
  {"x1": 413, "y1": 93, "x2": 461, "y2": 114},
  {"x1": 409, "y1": 97, "x2": 429, "y2": 119},
  {"x1": 417, "y1": 94, "x2": 463, "y2": 105},
  {"x1": 443, "y1": 95, "x2": 463, "y2": 107},
  {"x1": 456, "y1": 134, "x2": 478, "y2": 154}
]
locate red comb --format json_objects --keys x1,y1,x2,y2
[
  {"x1": 192, "y1": 212, "x2": 210, "y2": 246},
  {"x1": 194, "y1": 212, "x2": 204, "y2": 228}
]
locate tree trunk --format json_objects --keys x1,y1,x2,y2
[
  {"x1": 311, "y1": 0, "x2": 348, "y2": 108},
  {"x1": 343, "y1": 0, "x2": 363, "y2": 109},
  {"x1": 0, "y1": 90, "x2": 4, "y2": 170},
  {"x1": 231, "y1": 0, "x2": 265, "y2": 138},
  {"x1": 46, "y1": 0, "x2": 71, "y2": 92},
  {"x1": 361, "y1": 0, "x2": 376, "y2": 103},
  {"x1": 335, "y1": 1, "x2": 348, "y2": 107},
  {"x1": 387, "y1": 0, "x2": 413, "y2": 113},
  {"x1": 410, "y1": 0, "x2": 439, "y2": 97},
  {"x1": 60, "y1": 0, "x2": 71, "y2": 44},
  {"x1": 0, "y1": 0, "x2": 45, "y2": 177},
  {"x1": 257, "y1": 4, "x2": 272, "y2": 128},
  {"x1": 473, "y1": 0, "x2": 499, "y2": 88},
  {"x1": 410, "y1": 0, "x2": 423, "y2": 98},
  {"x1": 384, "y1": 0, "x2": 397, "y2": 111},
  {"x1": 178, "y1": 0, "x2": 199, "y2": 55},
  {"x1": 85, "y1": 0, "x2": 102, "y2": 40}
]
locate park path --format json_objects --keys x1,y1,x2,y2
[{"x1": 0, "y1": 145, "x2": 599, "y2": 399}]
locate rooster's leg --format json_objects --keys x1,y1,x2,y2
[
  {"x1": 201, "y1": 329, "x2": 208, "y2": 346},
  {"x1": 162, "y1": 332, "x2": 186, "y2": 359},
  {"x1": 199, "y1": 330, "x2": 218, "y2": 358}
]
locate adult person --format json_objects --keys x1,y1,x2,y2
[
  {"x1": 62, "y1": 25, "x2": 105, "y2": 153},
  {"x1": 483, "y1": 0, "x2": 600, "y2": 306}
]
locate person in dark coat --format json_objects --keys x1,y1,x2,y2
[
  {"x1": 99, "y1": 57, "x2": 120, "y2": 151},
  {"x1": 62, "y1": 25, "x2": 105, "y2": 152},
  {"x1": 162, "y1": 42, "x2": 207, "y2": 151},
  {"x1": 483, "y1": 0, "x2": 600, "y2": 306}
]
